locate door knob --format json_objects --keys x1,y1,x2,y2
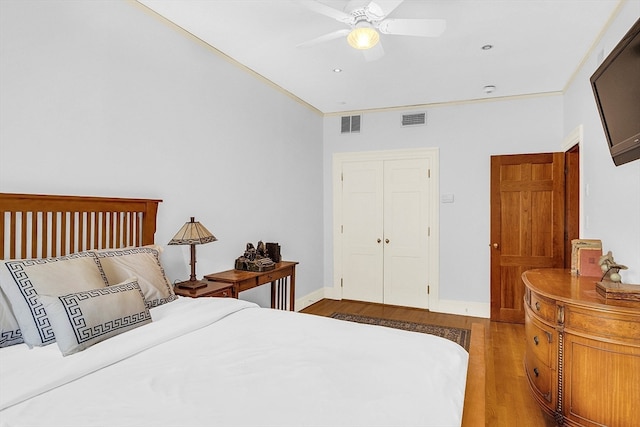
[
  {"x1": 377, "y1": 238, "x2": 381, "y2": 243},
  {"x1": 385, "y1": 239, "x2": 390, "y2": 244},
  {"x1": 490, "y1": 243, "x2": 499, "y2": 249}
]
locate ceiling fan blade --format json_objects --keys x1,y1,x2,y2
[
  {"x1": 363, "y1": 41, "x2": 385, "y2": 62},
  {"x1": 297, "y1": 29, "x2": 351, "y2": 48},
  {"x1": 378, "y1": 18, "x2": 446, "y2": 37},
  {"x1": 345, "y1": 0, "x2": 368, "y2": 11},
  {"x1": 366, "y1": 0, "x2": 404, "y2": 20},
  {"x1": 299, "y1": 0, "x2": 353, "y2": 24}
]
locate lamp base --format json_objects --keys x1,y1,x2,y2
[{"x1": 175, "y1": 280, "x2": 208, "y2": 290}]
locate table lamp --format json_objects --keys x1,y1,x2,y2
[{"x1": 168, "y1": 217, "x2": 217, "y2": 289}]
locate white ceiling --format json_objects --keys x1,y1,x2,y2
[{"x1": 136, "y1": 0, "x2": 621, "y2": 114}]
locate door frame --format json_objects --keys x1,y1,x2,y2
[
  {"x1": 331, "y1": 148, "x2": 440, "y2": 307},
  {"x1": 561, "y1": 125, "x2": 583, "y2": 257}
]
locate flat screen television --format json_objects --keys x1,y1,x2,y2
[{"x1": 590, "y1": 18, "x2": 640, "y2": 167}]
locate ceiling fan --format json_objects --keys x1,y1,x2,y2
[{"x1": 298, "y1": 0, "x2": 446, "y2": 61}]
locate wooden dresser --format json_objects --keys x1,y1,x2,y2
[{"x1": 522, "y1": 269, "x2": 640, "y2": 427}]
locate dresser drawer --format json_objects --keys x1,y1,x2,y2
[
  {"x1": 564, "y1": 305, "x2": 640, "y2": 347},
  {"x1": 525, "y1": 307, "x2": 555, "y2": 368},
  {"x1": 524, "y1": 351, "x2": 553, "y2": 403},
  {"x1": 529, "y1": 291, "x2": 556, "y2": 323}
]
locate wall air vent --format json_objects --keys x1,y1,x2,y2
[
  {"x1": 402, "y1": 112, "x2": 427, "y2": 127},
  {"x1": 341, "y1": 115, "x2": 361, "y2": 134}
]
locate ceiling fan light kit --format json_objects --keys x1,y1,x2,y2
[
  {"x1": 348, "y1": 25, "x2": 380, "y2": 50},
  {"x1": 301, "y1": 0, "x2": 445, "y2": 59}
]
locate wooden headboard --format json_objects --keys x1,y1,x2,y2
[{"x1": 0, "y1": 193, "x2": 162, "y2": 260}]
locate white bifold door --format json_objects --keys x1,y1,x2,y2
[{"x1": 340, "y1": 157, "x2": 432, "y2": 309}]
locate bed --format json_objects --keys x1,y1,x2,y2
[{"x1": 0, "y1": 193, "x2": 485, "y2": 427}]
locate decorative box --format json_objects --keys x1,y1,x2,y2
[{"x1": 595, "y1": 281, "x2": 640, "y2": 302}]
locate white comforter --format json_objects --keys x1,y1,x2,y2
[{"x1": 0, "y1": 297, "x2": 468, "y2": 427}]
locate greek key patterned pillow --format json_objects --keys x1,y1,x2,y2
[
  {"x1": 94, "y1": 246, "x2": 177, "y2": 308},
  {"x1": 0, "y1": 287, "x2": 23, "y2": 348},
  {"x1": 40, "y1": 278, "x2": 151, "y2": 356},
  {"x1": 0, "y1": 252, "x2": 108, "y2": 347}
]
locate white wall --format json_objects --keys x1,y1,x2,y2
[
  {"x1": 0, "y1": 0, "x2": 325, "y2": 308},
  {"x1": 564, "y1": 1, "x2": 640, "y2": 283},
  {"x1": 323, "y1": 95, "x2": 564, "y2": 314}
]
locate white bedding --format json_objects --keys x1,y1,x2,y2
[{"x1": 0, "y1": 297, "x2": 469, "y2": 427}]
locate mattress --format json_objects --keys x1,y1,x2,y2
[{"x1": 0, "y1": 297, "x2": 468, "y2": 427}]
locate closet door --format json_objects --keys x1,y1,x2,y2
[
  {"x1": 341, "y1": 161, "x2": 384, "y2": 303},
  {"x1": 383, "y1": 159, "x2": 430, "y2": 308},
  {"x1": 340, "y1": 158, "x2": 430, "y2": 308}
]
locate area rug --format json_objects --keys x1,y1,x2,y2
[{"x1": 330, "y1": 313, "x2": 471, "y2": 351}]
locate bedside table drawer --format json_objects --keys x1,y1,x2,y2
[
  {"x1": 206, "y1": 286, "x2": 234, "y2": 298},
  {"x1": 256, "y1": 267, "x2": 291, "y2": 286},
  {"x1": 174, "y1": 281, "x2": 236, "y2": 299}
]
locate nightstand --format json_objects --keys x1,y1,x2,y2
[
  {"x1": 174, "y1": 280, "x2": 236, "y2": 299},
  {"x1": 204, "y1": 261, "x2": 298, "y2": 310}
]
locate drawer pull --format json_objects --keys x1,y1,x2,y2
[
  {"x1": 533, "y1": 368, "x2": 540, "y2": 378},
  {"x1": 533, "y1": 336, "x2": 539, "y2": 346},
  {"x1": 535, "y1": 301, "x2": 541, "y2": 311}
]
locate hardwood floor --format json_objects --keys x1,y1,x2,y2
[{"x1": 301, "y1": 299, "x2": 556, "y2": 427}]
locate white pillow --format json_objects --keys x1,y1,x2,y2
[
  {"x1": 0, "y1": 287, "x2": 23, "y2": 348},
  {"x1": 94, "y1": 246, "x2": 177, "y2": 309},
  {"x1": 40, "y1": 278, "x2": 152, "y2": 356},
  {"x1": 0, "y1": 252, "x2": 108, "y2": 347}
]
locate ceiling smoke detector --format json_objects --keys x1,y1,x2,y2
[{"x1": 483, "y1": 85, "x2": 496, "y2": 94}]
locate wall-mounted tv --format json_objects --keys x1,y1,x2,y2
[{"x1": 590, "y1": 18, "x2": 640, "y2": 167}]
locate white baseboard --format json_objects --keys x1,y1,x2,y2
[
  {"x1": 295, "y1": 287, "x2": 326, "y2": 311},
  {"x1": 323, "y1": 285, "x2": 342, "y2": 301},
  {"x1": 431, "y1": 299, "x2": 490, "y2": 318}
]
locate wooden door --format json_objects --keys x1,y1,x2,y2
[
  {"x1": 490, "y1": 153, "x2": 565, "y2": 323},
  {"x1": 341, "y1": 161, "x2": 384, "y2": 303},
  {"x1": 383, "y1": 159, "x2": 430, "y2": 308}
]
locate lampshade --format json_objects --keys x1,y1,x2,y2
[
  {"x1": 168, "y1": 217, "x2": 217, "y2": 245},
  {"x1": 347, "y1": 25, "x2": 379, "y2": 50}
]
